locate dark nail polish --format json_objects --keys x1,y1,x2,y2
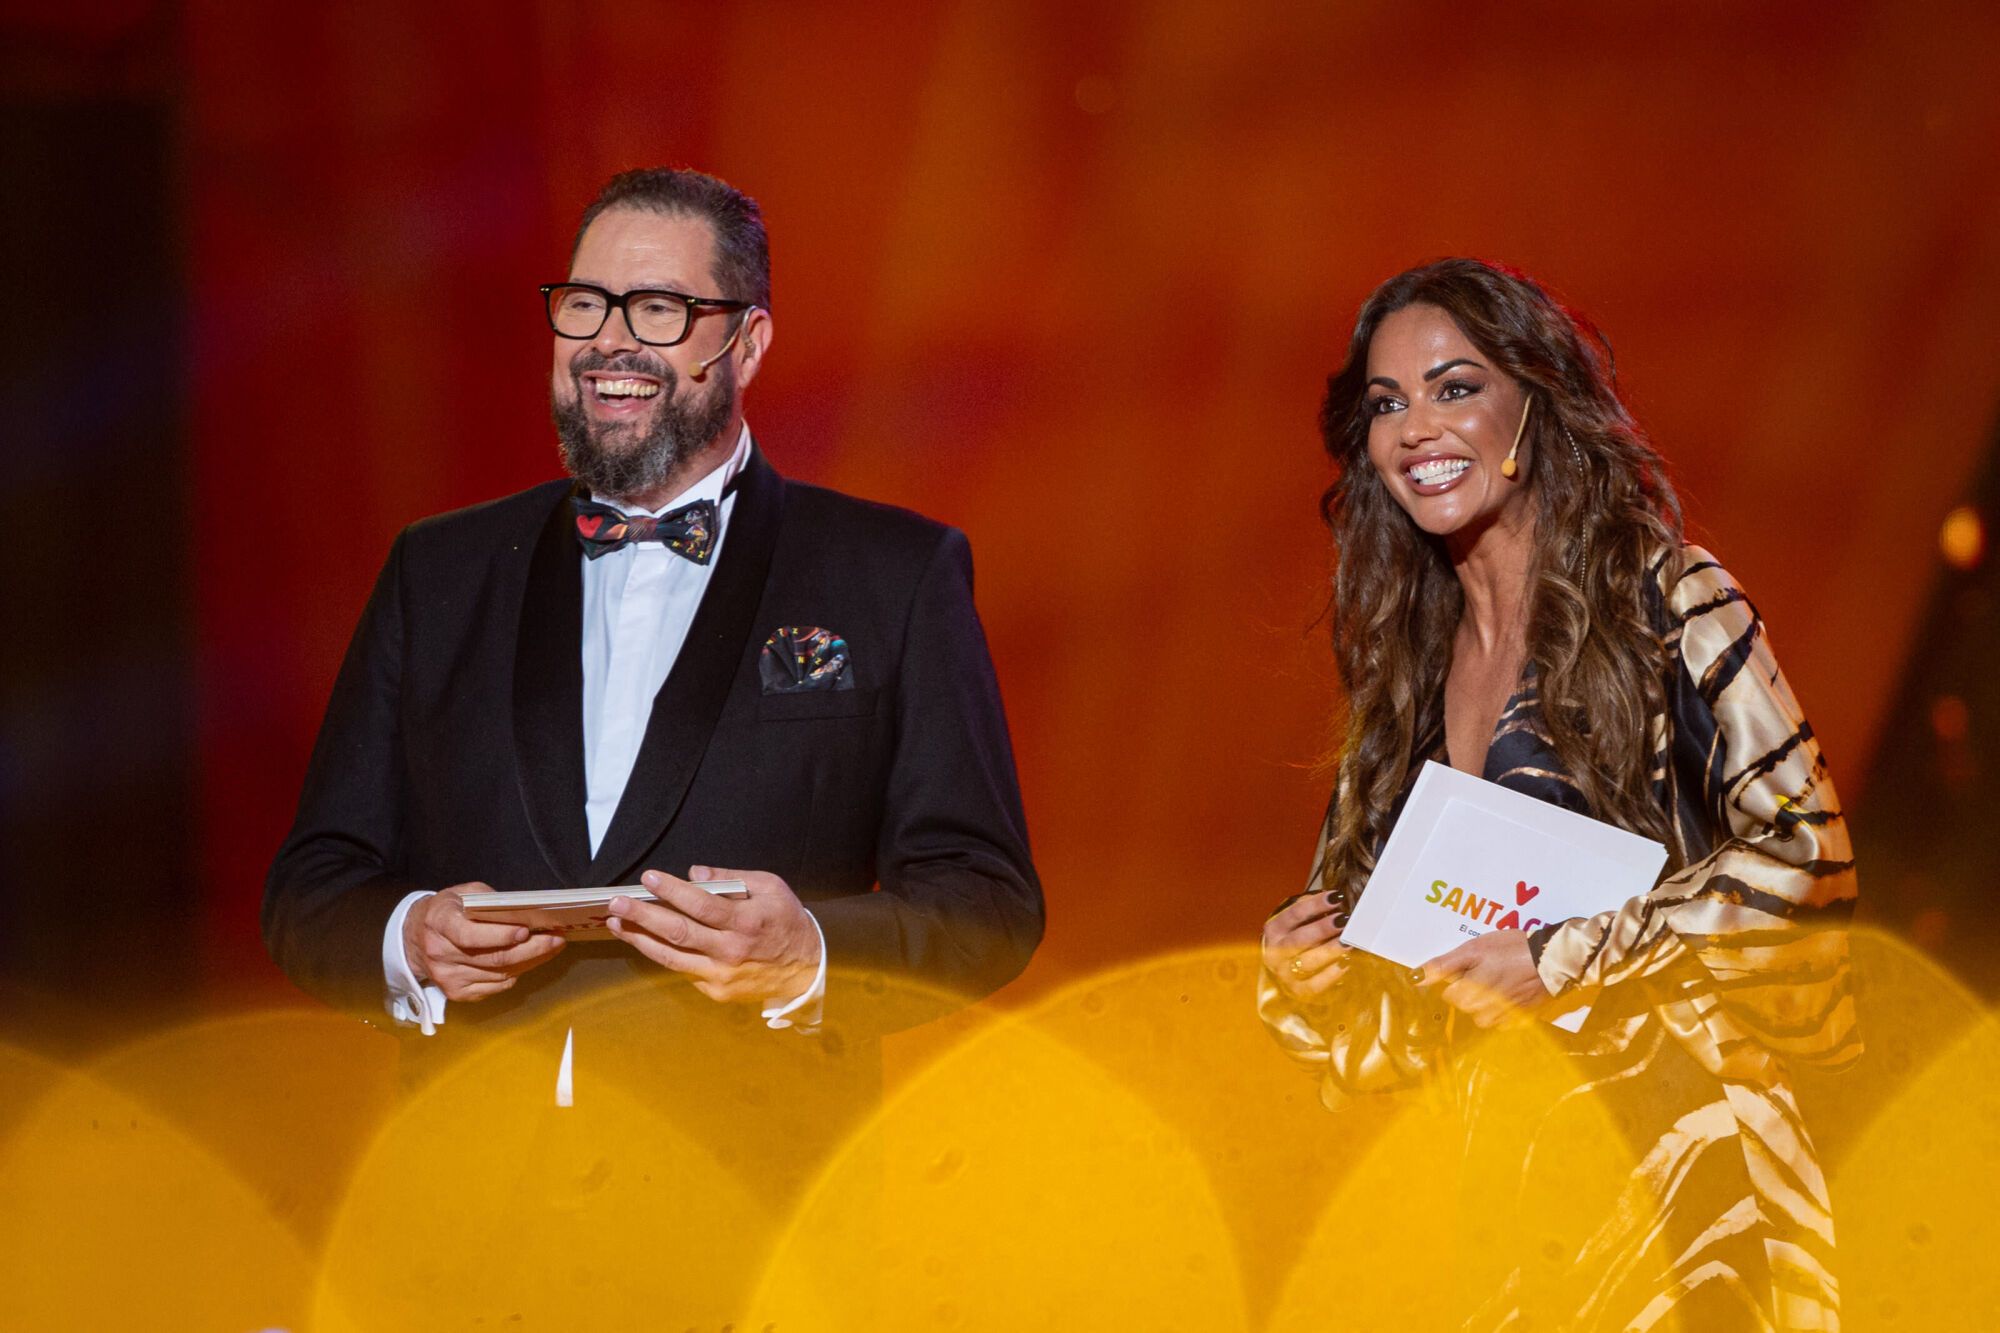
[{"x1": 1332, "y1": 911, "x2": 1350, "y2": 929}]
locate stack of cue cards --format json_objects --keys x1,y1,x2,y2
[{"x1": 461, "y1": 880, "x2": 751, "y2": 940}]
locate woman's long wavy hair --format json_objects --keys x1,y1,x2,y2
[{"x1": 1318, "y1": 259, "x2": 1686, "y2": 908}]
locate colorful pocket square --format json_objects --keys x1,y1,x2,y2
[{"x1": 759, "y1": 626, "x2": 854, "y2": 693}]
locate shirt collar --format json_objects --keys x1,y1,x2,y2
[{"x1": 593, "y1": 421, "x2": 753, "y2": 518}]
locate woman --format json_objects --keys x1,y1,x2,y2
[{"x1": 1260, "y1": 259, "x2": 1858, "y2": 1330}]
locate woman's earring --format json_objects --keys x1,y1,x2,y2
[
  {"x1": 1502, "y1": 398, "x2": 1532, "y2": 479},
  {"x1": 1561, "y1": 426, "x2": 1589, "y2": 577}
]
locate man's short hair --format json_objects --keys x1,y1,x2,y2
[{"x1": 574, "y1": 167, "x2": 772, "y2": 310}]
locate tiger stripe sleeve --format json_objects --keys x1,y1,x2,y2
[{"x1": 1531, "y1": 548, "x2": 1859, "y2": 1070}]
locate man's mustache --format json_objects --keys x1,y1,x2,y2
[{"x1": 568, "y1": 348, "x2": 673, "y2": 382}]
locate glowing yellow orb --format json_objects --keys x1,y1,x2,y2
[{"x1": 1940, "y1": 504, "x2": 1985, "y2": 570}]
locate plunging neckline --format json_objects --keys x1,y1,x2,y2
[{"x1": 1443, "y1": 657, "x2": 1536, "y2": 781}]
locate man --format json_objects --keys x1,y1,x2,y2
[{"x1": 263, "y1": 168, "x2": 1043, "y2": 1179}]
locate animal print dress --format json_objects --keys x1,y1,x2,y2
[{"x1": 1261, "y1": 547, "x2": 1859, "y2": 1331}]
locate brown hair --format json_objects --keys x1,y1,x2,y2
[
  {"x1": 1317, "y1": 259, "x2": 1685, "y2": 906},
  {"x1": 574, "y1": 167, "x2": 772, "y2": 310}
]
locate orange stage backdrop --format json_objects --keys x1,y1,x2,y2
[
  {"x1": 7, "y1": 6, "x2": 2000, "y2": 1330},
  {"x1": 154, "y1": 0, "x2": 2000, "y2": 1002}
]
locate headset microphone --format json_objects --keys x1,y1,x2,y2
[
  {"x1": 687, "y1": 310, "x2": 755, "y2": 380},
  {"x1": 1501, "y1": 396, "x2": 1532, "y2": 479}
]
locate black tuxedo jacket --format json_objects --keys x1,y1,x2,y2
[{"x1": 263, "y1": 448, "x2": 1043, "y2": 1057}]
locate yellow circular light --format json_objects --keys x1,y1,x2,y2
[{"x1": 1941, "y1": 505, "x2": 1985, "y2": 570}]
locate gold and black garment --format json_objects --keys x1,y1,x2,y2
[{"x1": 1260, "y1": 546, "x2": 1858, "y2": 1331}]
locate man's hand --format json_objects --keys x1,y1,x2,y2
[
  {"x1": 402, "y1": 883, "x2": 566, "y2": 1002},
  {"x1": 1261, "y1": 892, "x2": 1352, "y2": 1003},
  {"x1": 607, "y1": 866, "x2": 821, "y2": 1005},
  {"x1": 1418, "y1": 929, "x2": 1550, "y2": 1029}
]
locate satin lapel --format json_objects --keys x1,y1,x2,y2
[
  {"x1": 586, "y1": 448, "x2": 785, "y2": 882},
  {"x1": 513, "y1": 487, "x2": 593, "y2": 885}
]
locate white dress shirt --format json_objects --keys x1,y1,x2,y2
[{"x1": 378, "y1": 424, "x2": 826, "y2": 1063}]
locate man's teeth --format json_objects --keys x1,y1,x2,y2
[
  {"x1": 1409, "y1": 458, "x2": 1471, "y2": 485},
  {"x1": 595, "y1": 378, "x2": 660, "y2": 399}
]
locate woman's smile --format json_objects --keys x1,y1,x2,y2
[{"x1": 1402, "y1": 453, "x2": 1475, "y2": 493}]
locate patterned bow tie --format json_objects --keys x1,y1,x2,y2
[{"x1": 572, "y1": 496, "x2": 719, "y2": 563}]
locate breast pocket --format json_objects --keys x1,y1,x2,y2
[{"x1": 755, "y1": 686, "x2": 882, "y2": 722}]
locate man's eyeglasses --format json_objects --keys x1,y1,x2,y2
[{"x1": 540, "y1": 283, "x2": 752, "y2": 347}]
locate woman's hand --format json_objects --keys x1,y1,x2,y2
[
  {"x1": 1262, "y1": 893, "x2": 1352, "y2": 1002},
  {"x1": 1418, "y1": 929, "x2": 1550, "y2": 1028}
]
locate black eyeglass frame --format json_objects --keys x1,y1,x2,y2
[{"x1": 539, "y1": 282, "x2": 754, "y2": 347}]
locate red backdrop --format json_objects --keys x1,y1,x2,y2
[{"x1": 160, "y1": 0, "x2": 2000, "y2": 1001}]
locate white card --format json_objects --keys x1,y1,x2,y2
[
  {"x1": 461, "y1": 880, "x2": 751, "y2": 940},
  {"x1": 1340, "y1": 762, "x2": 1667, "y2": 1031}
]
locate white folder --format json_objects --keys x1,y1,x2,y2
[{"x1": 1340, "y1": 761, "x2": 1668, "y2": 1031}]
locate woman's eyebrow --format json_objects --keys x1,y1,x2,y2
[{"x1": 1422, "y1": 357, "x2": 1485, "y2": 381}]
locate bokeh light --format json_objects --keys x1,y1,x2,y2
[
  {"x1": 0, "y1": 929, "x2": 1991, "y2": 1326},
  {"x1": 752, "y1": 1002, "x2": 1250, "y2": 1331},
  {"x1": 1941, "y1": 505, "x2": 1986, "y2": 571},
  {"x1": 312, "y1": 1024, "x2": 773, "y2": 1331},
  {"x1": 0, "y1": 1067, "x2": 309, "y2": 1333}
]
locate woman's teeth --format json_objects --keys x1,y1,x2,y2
[
  {"x1": 1409, "y1": 458, "x2": 1471, "y2": 486},
  {"x1": 595, "y1": 379, "x2": 660, "y2": 399}
]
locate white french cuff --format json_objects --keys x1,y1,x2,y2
[
  {"x1": 382, "y1": 889, "x2": 448, "y2": 1036},
  {"x1": 762, "y1": 910, "x2": 827, "y2": 1033}
]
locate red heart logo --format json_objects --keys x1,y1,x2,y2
[
  {"x1": 578, "y1": 516, "x2": 604, "y2": 538},
  {"x1": 1515, "y1": 880, "x2": 1540, "y2": 906}
]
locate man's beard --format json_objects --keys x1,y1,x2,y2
[{"x1": 551, "y1": 350, "x2": 735, "y2": 500}]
